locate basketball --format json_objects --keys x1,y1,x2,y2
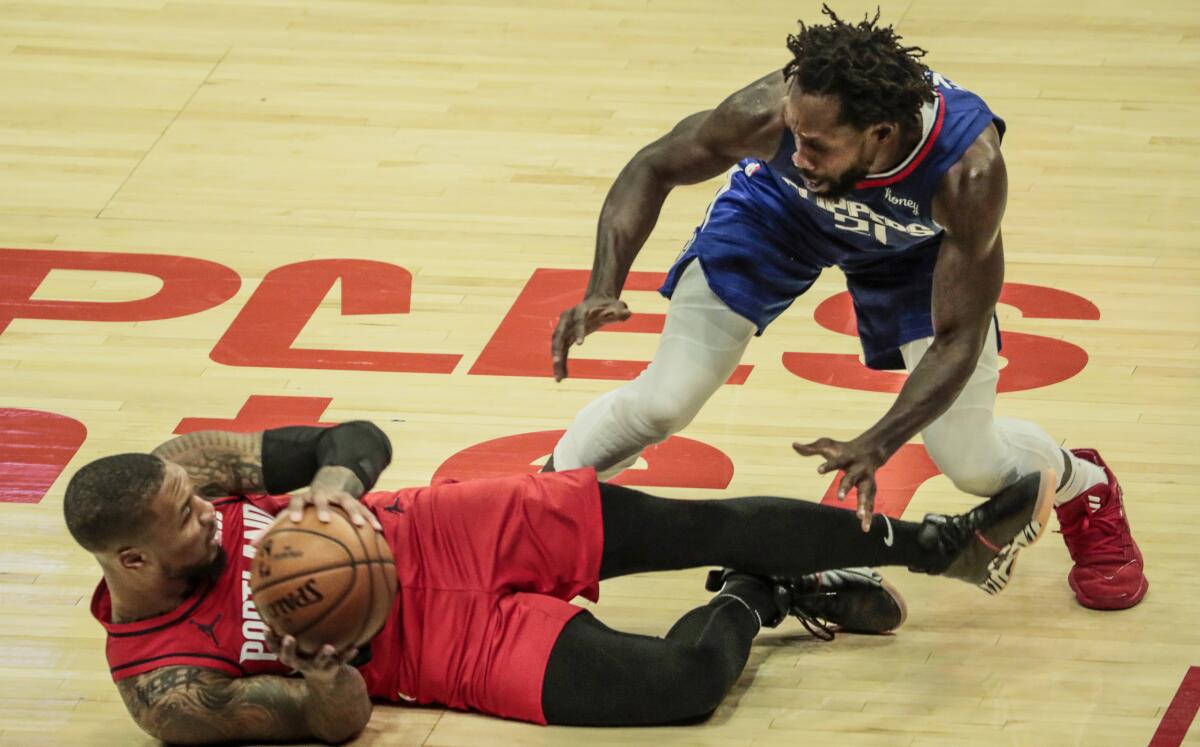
[{"x1": 249, "y1": 505, "x2": 397, "y2": 655}]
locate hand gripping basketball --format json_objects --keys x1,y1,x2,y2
[
  {"x1": 265, "y1": 629, "x2": 355, "y2": 680},
  {"x1": 287, "y1": 485, "x2": 382, "y2": 532},
  {"x1": 250, "y1": 505, "x2": 397, "y2": 656}
]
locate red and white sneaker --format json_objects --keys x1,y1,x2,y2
[{"x1": 1054, "y1": 449, "x2": 1147, "y2": 610}]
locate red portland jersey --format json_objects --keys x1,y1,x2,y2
[
  {"x1": 92, "y1": 470, "x2": 604, "y2": 722},
  {"x1": 92, "y1": 493, "x2": 297, "y2": 681}
]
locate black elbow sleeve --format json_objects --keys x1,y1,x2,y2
[
  {"x1": 262, "y1": 421, "x2": 392, "y2": 494},
  {"x1": 262, "y1": 426, "x2": 322, "y2": 495},
  {"x1": 315, "y1": 420, "x2": 392, "y2": 492}
]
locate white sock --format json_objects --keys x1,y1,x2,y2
[{"x1": 1054, "y1": 450, "x2": 1107, "y2": 505}]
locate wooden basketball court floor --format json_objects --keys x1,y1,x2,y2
[{"x1": 1, "y1": 1, "x2": 1198, "y2": 745}]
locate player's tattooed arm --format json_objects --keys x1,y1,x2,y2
[
  {"x1": 152, "y1": 422, "x2": 391, "y2": 512},
  {"x1": 116, "y1": 664, "x2": 372, "y2": 745},
  {"x1": 151, "y1": 431, "x2": 266, "y2": 498}
]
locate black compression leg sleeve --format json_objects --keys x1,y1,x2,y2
[
  {"x1": 261, "y1": 421, "x2": 392, "y2": 494},
  {"x1": 541, "y1": 598, "x2": 758, "y2": 726},
  {"x1": 597, "y1": 482, "x2": 930, "y2": 580}
]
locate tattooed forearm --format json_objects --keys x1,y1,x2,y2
[
  {"x1": 152, "y1": 431, "x2": 265, "y2": 498},
  {"x1": 116, "y1": 667, "x2": 289, "y2": 743},
  {"x1": 115, "y1": 665, "x2": 369, "y2": 744},
  {"x1": 125, "y1": 666, "x2": 206, "y2": 709}
]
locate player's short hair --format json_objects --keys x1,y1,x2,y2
[
  {"x1": 63, "y1": 454, "x2": 163, "y2": 552},
  {"x1": 783, "y1": 5, "x2": 935, "y2": 129}
]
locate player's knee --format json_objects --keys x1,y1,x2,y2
[
  {"x1": 630, "y1": 389, "x2": 703, "y2": 442},
  {"x1": 944, "y1": 468, "x2": 1006, "y2": 497},
  {"x1": 669, "y1": 648, "x2": 732, "y2": 718},
  {"x1": 922, "y1": 420, "x2": 1008, "y2": 497},
  {"x1": 690, "y1": 674, "x2": 729, "y2": 718},
  {"x1": 929, "y1": 450, "x2": 1007, "y2": 496}
]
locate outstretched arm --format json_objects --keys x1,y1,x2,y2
[
  {"x1": 795, "y1": 124, "x2": 1007, "y2": 528},
  {"x1": 551, "y1": 69, "x2": 787, "y2": 380},
  {"x1": 859, "y1": 124, "x2": 1007, "y2": 459},
  {"x1": 584, "y1": 70, "x2": 786, "y2": 301}
]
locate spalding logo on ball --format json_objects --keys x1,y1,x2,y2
[{"x1": 249, "y1": 505, "x2": 397, "y2": 655}]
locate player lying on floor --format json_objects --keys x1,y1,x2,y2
[{"x1": 64, "y1": 421, "x2": 1054, "y2": 744}]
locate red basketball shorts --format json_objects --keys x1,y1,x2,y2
[{"x1": 359, "y1": 468, "x2": 604, "y2": 724}]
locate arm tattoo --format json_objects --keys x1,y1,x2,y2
[
  {"x1": 115, "y1": 665, "x2": 372, "y2": 744},
  {"x1": 152, "y1": 431, "x2": 266, "y2": 498},
  {"x1": 124, "y1": 666, "x2": 205, "y2": 708},
  {"x1": 116, "y1": 667, "x2": 309, "y2": 744}
]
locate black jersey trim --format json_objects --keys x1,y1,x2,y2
[
  {"x1": 111, "y1": 652, "x2": 246, "y2": 675},
  {"x1": 106, "y1": 588, "x2": 211, "y2": 638}
]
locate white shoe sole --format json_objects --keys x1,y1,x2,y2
[{"x1": 979, "y1": 468, "x2": 1056, "y2": 595}]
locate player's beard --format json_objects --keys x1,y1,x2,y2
[
  {"x1": 812, "y1": 162, "x2": 871, "y2": 200},
  {"x1": 166, "y1": 546, "x2": 228, "y2": 588}
]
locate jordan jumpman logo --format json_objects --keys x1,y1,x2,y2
[{"x1": 189, "y1": 614, "x2": 222, "y2": 647}]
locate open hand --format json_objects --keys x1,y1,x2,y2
[
  {"x1": 551, "y1": 297, "x2": 632, "y2": 381},
  {"x1": 793, "y1": 437, "x2": 891, "y2": 532}
]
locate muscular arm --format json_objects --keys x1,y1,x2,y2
[
  {"x1": 550, "y1": 71, "x2": 786, "y2": 380},
  {"x1": 151, "y1": 431, "x2": 266, "y2": 498},
  {"x1": 586, "y1": 70, "x2": 786, "y2": 298},
  {"x1": 116, "y1": 664, "x2": 371, "y2": 745},
  {"x1": 860, "y1": 124, "x2": 1007, "y2": 453},
  {"x1": 151, "y1": 422, "x2": 392, "y2": 499}
]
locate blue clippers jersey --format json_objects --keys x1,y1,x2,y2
[
  {"x1": 661, "y1": 72, "x2": 1005, "y2": 369},
  {"x1": 762, "y1": 72, "x2": 1005, "y2": 269}
]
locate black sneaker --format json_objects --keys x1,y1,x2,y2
[
  {"x1": 705, "y1": 567, "x2": 906, "y2": 640},
  {"x1": 785, "y1": 568, "x2": 907, "y2": 640},
  {"x1": 912, "y1": 469, "x2": 1056, "y2": 594}
]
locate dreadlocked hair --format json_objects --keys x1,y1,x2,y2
[{"x1": 784, "y1": 5, "x2": 934, "y2": 129}]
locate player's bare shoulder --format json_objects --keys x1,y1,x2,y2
[
  {"x1": 940, "y1": 123, "x2": 1006, "y2": 203},
  {"x1": 934, "y1": 123, "x2": 1007, "y2": 239},
  {"x1": 639, "y1": 70, "x2": 787, "y2": 188},
  {"x1": 703, "y1": 69, "x2": 789, "y2": 160}
]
